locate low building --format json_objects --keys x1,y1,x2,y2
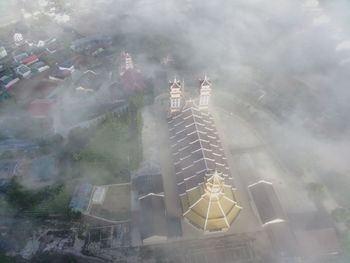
[
  {"x1": 15, "y1": 64, "x2": 31, "y2": 78},
  {"x1": 13, "y1": 52, "x2": 28, "y2": 64},
  {"x1": 49, "y1": 68, "x2": 72, "y2": 81},
  {"x1": 58, "y1": 59, "x2": 74, "y2": 72},
  {"x1": 0, "y1": 71, "x2": 19, "y2": 89},
  {"x1": 248, "y1": 180, "x2": 286, "y2": 226},
  {"x1": 21, "y1": 54, "x2": 39, "y2": 65},
  {"x1": 248, "y1": 180, "x2": 298, "y2": 259},
  {"x1": 29, "y1": 61, "x2": 50, "y2": 73},
  {"x1": 139, "y1": 193, "x2": 167, "y2": 244}
]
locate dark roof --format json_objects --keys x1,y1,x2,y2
[
  {"x1": 50, "y1": 68, "x2": 71, "y2": 80},
  {"x1": 168, "y1": 101, "x2": 232, "y2": 194},
  {"x1": 248, "y1": 180, "x2": 286, "y2": 225},
  {"x1": 139, "y1": 194, "x2": 167, "y2": 240},
  {"x1": 134, "y1": 173, "x2": 163, "y2": 196},
  {"x1": 75, "y1": 70, "x2": 102, "y2": 91},
  {"x1": 121, "y1": 69, "x2": 146, "y2": 93}
]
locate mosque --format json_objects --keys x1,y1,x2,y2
[{"x1": 167, "y1": 76, "x2": 242, "y2": 232}]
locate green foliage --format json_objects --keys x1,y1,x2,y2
[
  {"x1": 332, "y1": 208, "x2": 350, "y2": 223},
  {"x1": 306, "y1": 182, "x2": 326, "y2": 202},
  {"x1": 4, "y1": 178, "x2": 79, "y2": 220}
]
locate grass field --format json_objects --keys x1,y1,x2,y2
[{"x1": 89, "y1": 184, "x2": 131, "y2": 221}]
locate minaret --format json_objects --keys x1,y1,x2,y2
[
  {"x1": 169, "y1": 77, "x2": 182, "y2": 113},
  {"x1": 198, "y1": 75, "x2": 212, "y2": 110},
  {"x1": 124, "y1": 52, "x2": 134, "y2": 70},
  {"x1": 120, "y1": 52, "x2": 134, "y2": 76}
]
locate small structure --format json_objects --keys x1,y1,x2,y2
[
  {"x1": 248, "y1": 180, "x2": 286, "y2": 226},
  {"x1": 69, "y1": 183, "x2": 93, "y2": 212},
  {"x1": 180, "y1": 170, "x2": 241, "y2": 232},
  {"x1": 134, "y1": 173, "x2": 164, "y2": 197},
  {"x1": 139, "y1": 193, "x2": 167, "y2": 244},
  {"x1": 58, "y1": 59, "x2": 74, "y2": 72},
  {"x1": 0, "y1": 46, "x2": 7, "y2": 60},
  {"x1": 0, "y1": 71, "x2": 19, "y2": 89},
  {"x1": 75, "y1": 70, "x2": 101, "y2": 92},
  {"x1": 49, "y1": 68, "x2": 71, "y2": 81},
  {"x1": 15, "y1": 64, "x2": 31, "y2": 78},
  {"x1": 21, "y1": 54, "x2": 39, "y2": 66},
  {"x1": 30, "y1": 61, "x2": 50, "y2": 73},
  {"x1": 13, "y1": 52, "x2": 29, "y2": 64}
]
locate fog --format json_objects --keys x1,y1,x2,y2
[{"x1": 1, "y1": 0, "x2": 350, "y2": 262}]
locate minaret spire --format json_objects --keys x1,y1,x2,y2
[
  {"x1": 169, "y1": 76, "x2": 183, "y2": 114},
  {"x1": 199, "y1": 75, "x2": 212, "y2": 110}
]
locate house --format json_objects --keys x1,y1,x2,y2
[
  {"x1": 13, "y1": 52, "x2": 29, "y2": 64},
  {"x1": 248, "y1": 180, "x2": 298, "y2": 259},
  {"x1": 28, "y1": 99, "x2": 54, "y2": 118},
  {"x1": 139, "y1": 193, "x2": 168, "y2": 244},
  {"x1": 75, "y1": 70, "x2": 101, "y2": 92},
  {"x1": 21, "y1": 54, "x2": 39, "y2": 65},
  {"x1": 15, "y1": 64, "x2": 31, "y2": 78},
  {"x1": 29, "y1": 61, "x2": 50, "y2": 73},
  {"x1": 0, "y1": 46, "x2": 7, "y2": 60},
  {"x1": 0, "y1": 70, "x2": 19, "y2": 89},
  {"x1": 58, "y1": 59, "x2": 74, "y2": 72},
  {"x1": 49, "y1": 68, "x2": 71, "y2": 81},
  {"x1": 248, "y1": 180, "x2": 286, "y2": 226},
  {"x1": 134, "y1": 173, "x2": 164, "y2": 197}
]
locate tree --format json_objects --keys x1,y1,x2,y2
[
  {"x1": 306, "y1": 182, "x2": 326, "y2": 203},
  {"x1": 332, "y1": 207, "x2": 350, "y2": 223}
]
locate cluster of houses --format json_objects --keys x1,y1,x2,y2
[{"x1": 0, "y1": 33, "x2": 56, "y2": 99}]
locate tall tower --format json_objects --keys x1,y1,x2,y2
[
  {"x1": 169, "y1": 77, "x2": 182, "y2": 113},
  {"x1": 124, "y1": 52, "x2": 134, "y2": 70},
  {"x1": 198, "y1": 75, "x2": 212, "y2": 110},
  {"x1": 120, "y1": 52, "x2": 134, "y2": 76}
]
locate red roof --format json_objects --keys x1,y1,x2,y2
[
  {"x1": 21, "y1": 55, "x2": 39, "y2": 65},
  {"x1": 121, "y1": 69, "x2": 146, "y2": 92},
  {"x1": 28, "y1": 99, "x2": 54, "y2": 117}
]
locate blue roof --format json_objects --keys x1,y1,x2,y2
[
  {"x1": 0, "y1": 139, "x2": 38, "y2": 152},
  {"x1": 69, "y1": 183, "x2": 93, "y2": 211}
]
